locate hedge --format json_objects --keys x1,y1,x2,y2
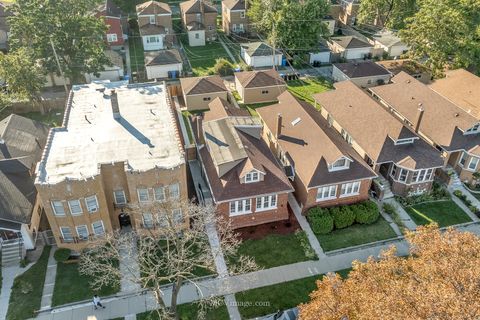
[
  {"x1": 307, "y1": 208, "x2": 334, "y2": 234},
  {"x1": 54, "y1": 248, "x2": 71, "y2": 263},
  {"x1": 332, "y1": 206, "x2": 355, "y2": 229},
  {"x1": 355, "y1": 201, "x2": 379, "y2": 224}
]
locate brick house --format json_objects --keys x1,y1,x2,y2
[
  {"x1": 95, "y1": 0, "x2": 126, "y2": 50},
  {"x1": 257, "y1": 91, "x2": 377, "y2": 213},
  {"x1": 234, "y1": 69, "x2": 286, "y2": 104},
  {"x1": 314, "y1": 81, "x2": 443, "y2": 197},
  {"x1": 180, "y1": 75, "x2": 228, "y2": 111},
  {"x1": 192, "y1": 98, "x2": 293, "y2": 228},
  {"x1": 136, "y1": 1, "x2": 173, "y2": 51},
  {"x1": 369, "y1": 72, "x2": 480, "y2": 185},
  {"x1": 35, "y1": 81, "x2": 188, "y2": 251},
  {"x1": 180, "y1": 0, "x2": 217, "y2": 47},
  {"x1": 222, "y1": 0, "x2": 248, "y2": 36}
]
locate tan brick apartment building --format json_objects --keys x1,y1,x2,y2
[
  {"x1": 314, "y1": 81, "x2": 443, "y2": 197},
  {"x1": 222, "y1": 0, "x2": 249, "y2": 36},
  {"x1": 234, "y1": 69, "x2": 286, "y2": 104},
  {"x1": 369, "y1": 72, "x2": 480, "y2": 184},
  {"x1": 257, "y1": 91, "x2": 377, "y2": 213},
  {"x1": 35, "y1": 82, "x2": 187, "y2": 251},
  {"x1": 180, "y1": 0, "x2": 217, "y2": 46},
  {"x1": 192, "y1": 98, "x2": 293, "y2": 228}
]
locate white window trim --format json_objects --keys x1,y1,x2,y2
[
  {"x1": 464, "y1": 123, "x2": 480, "y2": 135},
  {"x1": 169, "y1": 183, "x2": 180, "y2": 199},
  {"x1": 68, "y1": 199, "x2": 83, "y2": 216},
  {"x1": 154, "y1": 186, "x2": 166, "y2": 202},
  {"x1": 229, "y1": 199, "x2": 252, "y2": 216},
  {"x1": 398, "y1": 168, "x2": 408, "y2": 182},
  {"x1": 340, "y1": 181, "x2": 361, "y2": 197},
  {"x1": 411, "y1": 168, "x2": 434, "y2": 183},
  {"x1": 459, "y1": 152, "x2": 467, "y2": 167},
  {"x1": 137, "y1": 188, "x2": 149, "y2": 203},
  {"x1": 328, "y1": 157, "x2": 350, "y2": 172},
  {"x1": 92, "y1": 220, "x2": 105, "y2": 236},
  {"x1": 142, "y1": 213, "x2": 154, "y2": 228},
  {"x1": 107, "y1": 33, "x2": 118, "y2": 43},
  {"x1": 51, "y1": 201, "x2": 65, "y2": 216},
  {"x1": 60, "y1": 226, "x2": 73, "y2": 241},
  {"x1": 255, "y1": 194, "x2": 278, "y2": 212},
  {"x1": 149, "y1": 16, "x2": 155, "y2": 24},
  {"x1": 75, "y1": 225, "x2": 89, "y2": 239},
  {"x1": 245, "y1": 171, "x2": 261, "y2": 183},
  {"x1": 85, "y1": 195, "x2": 99, "y2": 213},
  {"x1": 316, "y1": 185, "x2": 337, "y2": 202},
  {"x1": 394, "y1": 138, "x2": 416, "y2": 145},
  {"x1": 468, "y1": 157, "x2": 479, "y2": 171},
  {"x1": 113, "y1": 190, "x2": 126, "y2": 204}
]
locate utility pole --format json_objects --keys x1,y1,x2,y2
[
  {"x1": 50, "y1": 38, "x2": 69, "y2": 96},
  {"x1": 272, "y1": 22, "x2": 276, "y2": 70}
]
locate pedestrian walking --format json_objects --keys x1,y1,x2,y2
[{"x1": 93, "y1": 295, "x2": 106, "y2": 309}]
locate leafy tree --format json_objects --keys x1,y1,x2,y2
[
  {"x1": 299, "y1": 224, "x2": 480, "y2": 320},
  {"x1": 399, "y1": 0, "x2": 480, "y2": 76},
  {"x1": 8, "y1": 0, "x2": 111, "y2": 83},
  {"x1": 214, "y1": 58, "x2": 234, "y2": 76},
  {"x1": 0, "y1": 48, "x2": 45, "y2": 102},
  {"x1": 358, "y1": 0, "x2": 417, "y2": 30},
  {"x1": 248, "y1": 0, "x2": 329, "y2": 52}
]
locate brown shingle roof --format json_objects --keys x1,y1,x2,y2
[
  {"x1": 139, "y1": 24, "x2": 166, "y2": 36},
  {"x1": 136, "y1": 1, "x2": 172, "y2": 15},
  {"x1": 180, "y1": 76, "x2": 228, "y2": 95},
  {"x1": 257, "y1": 91, "x2": 376, "y2": 188},
  {"x1": 314, "y1": 81, "x2": 443, "y2": 169},
  {"x1": 223, "y1": 0, "x2": 246, "y2": 10},
  {"x1": 429, "y1": 69, "x2": 480, "y2": 119},
  {"x1": 330, "y1": 36, "x2": 372, "y2": 49},
  {"x1": 370, "y1": 72, "x2": 479, "y2": 151},
  {"x1": 333, "y1": 61, "x2": 391, "y2": 79},
  {"x1": 204, "y1": 97, "x2": 249, "y2": 122},
  {"x1": 180, "y1": 0, "x2": 217, "y2": 14},
  {"x1": 235, "y1": 69, "x2": 286, "y2": 89}
]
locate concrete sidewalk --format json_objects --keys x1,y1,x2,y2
[
  {"x1": 383, "y1": 198, "x2": 418, "y2": 231},
  {"x1": 1, "y1": 263, "x2": 35, "y2": 320},
  {"x1": 40, "y1": 247, "x2": 58, "y2": 310},
  {"x1": 449, "y1": 185, "x2": 480, "y2": 222}
]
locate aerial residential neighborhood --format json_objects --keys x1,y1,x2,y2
[{"x1": 0, "y1": 0, "x2": 479, "y2": 320}]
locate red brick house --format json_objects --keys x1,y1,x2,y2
[
  {"x1": 192, "y1": 98, "x2": 294, "y2": 229},
  {"x1": 96, "y1": 0, "x2": 126, "y2": 49}
]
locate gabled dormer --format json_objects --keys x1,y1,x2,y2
[
  {"x1": 464, "y1": 123, "x2": 480, "y2": 135},
  {"x1": 327, "y1": 156, "x2": 352, "y2": 172},
  {"x1": 394, "y1": 137, "x2": 418, "y2": 145}
]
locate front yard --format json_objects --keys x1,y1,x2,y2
[
  {"x1": 137, "y1": 302, "x2": 229, "y2": 320},
  {"x1": 235, "y1": 268, "x2": 350, "y2": 319},
  {"x1": 52, "y1": 261, "x2": 120, "y2": 306},
  {"x1": 180, "y1": 37, "x2": 233, "y2": 76},
  {"x1": 316, "y1": 216, "x2": 398, "y2": 252},
  {"x1": 404, "y1": 200, "x2": 472, "y2": 227},
  {"x1": 287, "y1": 77, "x2": 333, "y2": 104}
]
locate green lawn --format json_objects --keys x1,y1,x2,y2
[
  {"x1": 181, "y1": 112, "x2": 194, "y2": 143},
  {"x1": 180, "y1": 36, "x2": 232, "y2": 76},
  {"x1": 52, "y1": 262, "x2": 120, "y2": 306},
  {"x1": 6, "y1": 246, "x2": 51, "y2": 320},
  {"x1": 137, "y1": 302, "x2": 229, "y2": 320},
  {"x1": 128, "y1": 29, "x2": 145, "y2": 78},
  {"x1": 235, "y1": 268, "x2": 351, "y2": 319},
  {"x1": 0, "y1": 108, "x2": 64, "y2": 127},
  {"x1": 316, "y1": 216, "x2": 398, "y2": 252},
  {"x1": 404, "y1": 200, "x2": 472, "y2": 228},
  {"x1": 231, "y1": 233, "x2": 314, "y2": 270},
  {"x1": 287, "y1": 77, "x2": 333, "y2": 104},
  {"x1": 241, "y1": 101, "x2": 277, "y2": 117}
]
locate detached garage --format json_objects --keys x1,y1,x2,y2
[
  {"x1": 145, "y1": 49, "x2": 183, "y2": 80},
  {"x1": 240, "y1": 42, "x2": 283, "y2": 68},
  {"x1": 328, "y1": 36, "x2": 373, "y2": 60}
]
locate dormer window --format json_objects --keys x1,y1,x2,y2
[
  {"x1": 245, "y1": 171, "x2": 260, "y2": 183},
  {"x1": 149, "y1": 16, "x2": 155, "y2": 24},
  {"x1": 465, "y1": 123, "x2": 480, "y2": 135},
  {"x1": 328, "y1": 157, "x2": 350, "y2": 172},
  {"x1": 395, "y1": 138, "x2": 415, "y2": 145}
]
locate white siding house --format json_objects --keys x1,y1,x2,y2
[
  {"x1": 145, "y1": 49, "x2": 183, "y2": 80},
  {"x1": 240, "y1": 42, "x2": 283, "y2": 68}
]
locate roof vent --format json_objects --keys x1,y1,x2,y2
[
  {"x1": 406, "y1": 80, "x2": 411, "y2": 83},
  {"x1": 454, "y1": 113, "x2": 459, "y2": 117},
  {"x1": 291, "y1": 117, "x2": 301, "y2": 126}
]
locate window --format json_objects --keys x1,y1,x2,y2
[
  {"x1": 60, "y1": 227, "x2": 73, "y2": 242},
  {"x1": 395, "y1": 138, "x2": 415, "y2": 145},
  {"x1": 169, "y1": 183, "x2": 180, "y2": 199},
  {"x1": 142, "y1": 213, "x2": 154, "y2": 229},
  {"x1": 468, "y1": 157, "x2": 479, "y2": 171},
  {"x1": 76, "y1": 225, "x2": 89, "y2": 240},
  {"x1": 68, "y1": 199, "x2": 82, "y2": 215},
  {"x1": 85, "y1": 195, "x2": 99, "y2": 213},
  {"x1": 158, "y1": 212, "x2": 169, "y2": 227},
  {"x1": 138, "y1": 188, "x2": 149, "y2": 202},
  {"x1": 341, "y1": 128, "x2": 352, "y2": 144},
  {"x1": 390, "y1": 164, "x2": 397, "y2": 178},
  {"x1": 173, "y1": 208, "x2": 184, "y2": 224},
  {"x1": 147, "y1": 36, "x2": 159, "y2": 43},
  {"x1": 459, "y1": 152, "x2": 467, "y2": 167},
  {"x1": 114, "y1": 190, "x2": 126, "y2": 204},
  {"x1": 196, "y1": 13, "x2": 201, "y2": 22},
  {"x1": 154, "y1": 186, "x2": 166, "y2": 201},
  {"x1": 245, "y1": 171, "x2": 260, "y2": 183},
  {"x1": 412, "y1": 168, "x2": 434, "y2": 183},
  {"x1": 261, "y1": 90, "x2": 269, "y2": 94},
  {"x1": 327, "y1": 114, "x2": 333, "y2": 127},
  {"x1": 195, "y1": 33, "x2": 200, "y2": 39},
  {"x1": 329, "y1": 158, "x2": 349, "y2": 171},
  {"x1": 229, "y1": 199, "x2": 252, "y2": 216},
  {"x1": 465, "y1": 123, "x2": 480, "y2": 135},
  {"x1": 232, "y1": 24, "x2": 237, "y2": 32},
  {"x1": 92, "y1": 221, "x2": 105, "y2": 236},
  {"x1": 256, "y1": 194, "x2": 278, "y2": 211},
  {"x1": 316, "y1": 185, "x2": 337, "y2": 201},
  {"x1": 51, "y1": 201, "x2": 65, "y2": 216},
  {"x1": 208, "y1": 25, "x2": 213, "y2": 31},
  {"x1": 149, "y1": 16, "x2": 155, "y2": 24},
  {"x1": 165, "y1": 27, "x2": 169, "y2": 34},
  {"x1": 398, "y1": 169, "x2": 408, "y2": 182},
  {"x1": 106, "y1": 33, "x2": 118, "y2": 42},
  {"x1": 240, "y1": 10, "x2": 246, "y2": 18},
  {"x1": 340, "y1": 181, "x2": 360, "y2": 196},
  {"x1": 203, "y1": 97, "x2": 211, "y2": 101}
]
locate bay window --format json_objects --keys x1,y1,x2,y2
[{"x1": 468, "y1": 157, "x2": 479, "y2": 171}]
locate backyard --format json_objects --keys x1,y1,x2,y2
[
  {"x1": 240, "y1": 101, "x2": 277, "y2": 117},
  {"x1": 235, "y1": 268, "x2": 351, "y2": 319},
  {"x1": 404, "y1": 200, "x2": 472, "y2": 227},
  {"x1": 287, "y1": 77, "x2": 333, "y2": 104},
  {"x1": 316, "y1": 216, "x2": 398, "y2": 252},
  {"x1": 180, "y1": 36, "x2": 233, "y2": 76},
  {"x1": 0, "y1": 108, "x2": 64, "y2": 127},
  {"x1": 6, "y1": 246, "x2": 51, "y2": 320},
  {"x1": 128, "y1": 30, "x2": 146, "y2": 80}
]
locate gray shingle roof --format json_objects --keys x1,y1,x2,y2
[
  {"x1": 330, "y1": 36, "x2": 373, "y2": 49},
  {"x1": 145, "y1": 49, "x2": 182, "y2": 66},
  {"x1": 333, "y1": 61, "x2": 391, "y2": 78},
  {"x1": 241, "y1": 42, "x2": 282, "y2": 57}
]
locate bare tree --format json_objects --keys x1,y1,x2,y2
[{"x1": 79, "y1": 199, "x2": 256, "y2": 320}]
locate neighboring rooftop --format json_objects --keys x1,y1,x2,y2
[
  {"x1": 145, "y1": 49, "x2": 182, "y2": 66},
  {"x1": 105, "y1": 49, "x2": 124, "y2": 68},
  {"x1": 180, "y1": 0, "x2": 217, "y2": 14},
  {"x1": 257, "y1": 91, "x2": 376, "y2": 188},
  {"x1": 241, "y1": 42, "x2": 282, "y2": 57},
  {"x1": 330, "y1": 36, "x2": 373, "y2": 49},
  {"x1": 371, "y1": 29, "x2": 405, "y2": 47},
  {"x1": 136, "y1": 0, "x2": 172, "y2": 15},
  {"x1": 139, "y1": 24, "x2": 166, "y2": 36},
  {"x1": 333, "y1": 61, "x2": 391, "y2": 79},
  {"x1": 223, "y1": 0, "x2": 246, "y2": 10},
  {"x1": 186, "y1": 21, "x2": 205, "y2": 31},
  {"x1": 429, "y1": 69, "x2": 480, "y2": 118},
  {"x1": 376, "y1": 59, "x2": 431, "y2": 77},
  {"x1": 235, "y1": 69, "x2": 286, "y2": 88},
  {"x1": 369, "y1": 72, "x2": 480, "y2": 151},
  {"x1": 36, "y1": 81, "x2": 185, "y2": 184},
  {"x1": 96, "y1": 0, "x2": 123, "y2": 17},
  {"x1": 314, "y1": 81, "x2": 443, "y2": 169},
  {"x1": 180, "y1": 75, "x2": 227, "y2": 95}
]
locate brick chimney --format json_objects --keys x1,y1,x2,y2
[
  {"x1": 111, "y1": 89, "x2": 120, "y2": 119},
  {"x1": 276, "y1": 113, "x2": 282, "y2": 138},
  {"x1": 414, "y1": 103, "x2": 424, "y2": 133}
]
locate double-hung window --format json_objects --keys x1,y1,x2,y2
[
  {"x1": 106, "y1": 33, "x2": 118, "y2": 42},
  {"x1": 340, "y1": 181, "x2": 360, "y2": 196},
  {"x1": 229, "y1": 199, "x2": 251, "y2": 216},
  {"x1": 60, "y1": 227, "x2": 73, "y2": 242},
  {"x1": 469, "y1": 157, "x2": 479, "y2": 171},
  {"x1": 173, "y1": 208, "x2": 184, "y2": 224},
  {"x1": 149, "y1": 16, "x2": 155, "y2": 24},
  {"x1": 114, "y1": 190, "x2": 126, "y2": 204},
  {"x1": 390, "y1": 164, "x2": 397, "y2": 178},
  {"x1": 256, "y1": 195, "x2": 277, "y2": 211},
  {"x1": 142, "y1": 213, "x2": 154, "y2": 229},
  {"x1": 92, "y1": 220, "x2": 105, "y2": 236},
  {"x1": 459, "y1": 152, "x2": 467, "y2": 167},
  {"x1": 169, "y1": 183, "x2": 180, "y2": 199},
  {"x1": 85, "y1": 195, "x2": 99, "y2": 213},
  {"x1": 316, "y1": 185, "x2": 337, "y2": 201},
  {"x1": 68, "y1": 200, "x2": 83, "y2": 215},
  {"x1": 398, "y1": 169, "x2": 408, "y2": 182},
  {"x1": 245, "y1": 171, "x2": 259, "y2": 183},
  {"x1": 51, "y1": 201, "x2": 65, "y2": 216},
  {"x1": 138, "y1": 188, "x2": 149, "y2": 202},
  {"x1": 76, "y1": 225, "x2": 89, "y2": 240},
  {"x1": 154, "y1": 186, "x2": 166, "y2": 201}
]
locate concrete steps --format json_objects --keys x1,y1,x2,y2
[
  {"x1": 376, "y1": 176, "x2": 394, "y2": 199},
  {"x1": 1, "y1": 241, "x2": 23, "y2": 266}
]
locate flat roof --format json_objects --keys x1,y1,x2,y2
[{"x1": 36, "y1": 81, "x2": 184, "y2": 184}]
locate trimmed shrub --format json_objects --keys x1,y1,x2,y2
[
  {"x1": 332, "y1": 206, "x2": 355, "y2": 229},
  {"x1": 355, "y1": 200, "x2": 380, "y2": 224},
  {"x1": 54, "y1": 248, "x2": 71, "y2": 263},
  {"x1": 295, "y1": 230, "x2": 317, "y2": 259},
  {"x1": 214, "y1": 58, "x2": 234, "y2": 76},
  {"x1": 307, "y1": 207, "x2": 334, "y2": 234}
]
